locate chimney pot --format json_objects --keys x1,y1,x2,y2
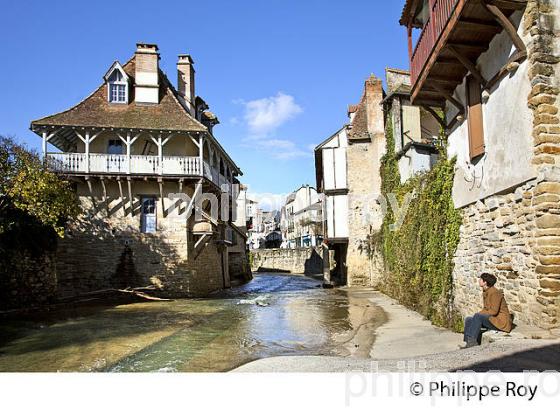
[
  {"x1": 135, "y1": 42, "x2": 160, "y2": 104},
  {"x1": 177, "y1": 54, "x2": 196, "y2": 116}
]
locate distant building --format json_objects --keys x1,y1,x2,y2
[
  {"x1": 382, "y1": 68, "x2": 441, "y2": 183},
  {"x1": 281, "y1": 185, "x2": 323, "y2": 249},
  {"x1": 315, "y1": 75, "x2": 386, "y2": 286}
]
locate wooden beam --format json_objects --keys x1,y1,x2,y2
[
  {"x1": 486, "y1": 0, "x2": 527, "y2": 10},
  {"x1": 127, "y1": 178, "x2": 134, "y2": 216},
  {"x1": 117, "y1": 178, "x2": 125, "y2": 216},
  {"x1": 485, "y1": 49, "x2": 527, "y2": 90},
  {"x1": 428, "y1": 83, "x2": 465, "y2": 113},
  {"x1": 483, "y1": 1, "x2": 527, "y2": 53},
  {"x1": 185, "y1": 179, "x2": 203, "y2": 220},
  {"x1": 413, "y1": 98, "x2": 447, "y2": 108},
  {"x1": 421, "y1": 105, "x2": 447, "y2": 130},
  {"x1": 446, "y1": 42, "x2": 488, "y2": 53},
  {"x1": 429, "y1": 76, "x2": 462, "y2": 88},
  {"x1": 100, "y1": 177, "x2": 108, "y2": 213},
  {"x1": 458, "y1": 18, "x2": 501, "y2": 34},
  {"x1": 158, "y1": 178, "x2": 166, "y2": 218},
  {"x1": 447, "y1": 45, "x2": 488, "y2": 86}
]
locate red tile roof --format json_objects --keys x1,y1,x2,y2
[{"x1": 31, "y1": 58, "x2": 207, "y2": 133}]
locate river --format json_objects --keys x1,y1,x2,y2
[{"x1": 0, "y1": 272, "x2": 386, "y2": 372}]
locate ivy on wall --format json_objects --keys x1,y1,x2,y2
[{"x1": 373, "y1": 120, "x2": 463, "y2": 330}]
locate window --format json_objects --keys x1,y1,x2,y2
[
  {"x1": 106, "y1": 65, "x2": 129, "y2": 104},
  {"x1": 110, "y1": 83, "x2": 126, "y2": 103},
  {"x1": 141, "y1": 197, "x2": 157, "y2": 233},
  {"x1": 466, "y1": 75, "x2": 485, "y2": 161},
  {"x1": 107, "y1": 140, "x2": 124, "y2": 155}
]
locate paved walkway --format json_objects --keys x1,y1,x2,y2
[{"x1": 232, "y1": 290, "x2": 560, "y2": 372}]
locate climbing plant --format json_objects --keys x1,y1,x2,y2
[{"x1": 372, "y1": 120, "x2": 463, "y2": 330}]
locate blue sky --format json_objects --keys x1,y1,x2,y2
[{"x1": 0, "y1": 0, "x2": 408, "y2": 203}]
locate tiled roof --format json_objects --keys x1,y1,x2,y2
[
  {"x1": 31, "y1": 58, "x2": 207, "y2": 133},
  {"x1": 348, "y1": 75, "x2": 384, "y2": 141},
  {"x1": 399, "y1": 0, "x2": 423, "y2": 27}
]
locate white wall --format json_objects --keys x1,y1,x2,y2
[
  {"x1": 326, "y1": 194, "x2": 349, "y2": 239},
  {"x1": 447, "y1": 11, "x2": 536, "y2": 208},
  {"x1": 322, "y1": 128, "x2": 348, "y2": 191}
]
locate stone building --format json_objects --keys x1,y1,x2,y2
[
  {"x1": 314, "y1": 76, "x2": 386, "y2": 286},
  {"x1": 400, "y1": 0, "x2": 560, "y2": 331},
  {"x1": 30, "y1": 43, "x2": 250, "y2": 299},
  {"x1": 382, "y1": 68, "x2": 441, "y2": 183}
]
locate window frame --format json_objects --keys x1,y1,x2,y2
[
  {"x1": 105, "y1": 64, "x2": 129, "y2": 104},
  {"x1": 140, "y1": 196, "x2": 157, "y2": 234}
]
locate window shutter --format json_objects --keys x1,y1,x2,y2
[{"x1": 467, "y1": 76, "x2": 485, "y2": 160}]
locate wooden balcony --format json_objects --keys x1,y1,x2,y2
[
  {"x1": 403, "y1": 0, "x2": 528, "y2": 108},
  {"x1": 47, "y1": 152, "x2": 233, "y2": 193}
]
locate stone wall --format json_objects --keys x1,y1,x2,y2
[
  {"x1": 55, "y1": 180, "x2": 233, "y2": 299},
  {"x1": 453, "y1": 0, "x2": 560, "y2": 332},
  {"x1": 250, "y1": 247, "x2": 327, "y2": 275},
  {"x1": 0, "y1": 250, "x2": 57, "y2": 310},
  {"x1": 346, "y1": 80, "x2": 386, "y2": 287}
]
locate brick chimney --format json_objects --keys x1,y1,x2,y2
[
  {"x1": 364, "y1": 74, "x2": 384, "y2": 137},
  {"x1": 134, "y1": 43, "x2": 160, "y2": 104},
  {"x1": 177, "y1": 54, "x2": 195, "y2": 115}
]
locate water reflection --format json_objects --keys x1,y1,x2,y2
[{"x1": 0, "y1": 273, "x2": 385, "y2": 372}]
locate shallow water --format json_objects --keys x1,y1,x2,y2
[{"x1": 0, "y1": 272, "x2": 385, "y2": 372}]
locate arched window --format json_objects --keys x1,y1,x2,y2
[{"x1": 104, "y1": 62, "x2": 129, "y2": 104}]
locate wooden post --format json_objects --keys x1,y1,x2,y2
[
  {"x1": 85, "y1": 130, "x2": 90, "y2": 173},
  {"x1": 199, "y1": 134, "x2": 204, "y2": 176},
  {"x1": 127, "y1": 178, "x2": 134, "y2": 216},
  {"x1": 158, "y1": 135, "x2": 163, "y2": 175},
  {"x1": 126, "y1": 132, "x2": 132, "y2": 174},
  {"x1": 407, "y1": 23, "x2": 414, "y2": 62},
  {"x1": 42, "y1": 131, "x2": 48, "y2": 161}
]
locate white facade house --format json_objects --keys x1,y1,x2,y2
[
  {"x1": 314, "y1": 127, "x2": 350, "y2": 241},
  {"x1": 281, "y1": 185, "x2": 323, "y2": 249}
]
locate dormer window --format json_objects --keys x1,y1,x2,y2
[
  {"x1": 109, "y1": 71, "x2": 126, "y2": 103},
  {"x1": 104, "y1": 62, "x2": 129, "y2": 104}
]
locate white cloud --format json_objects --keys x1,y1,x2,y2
[
  {"x1": 234, "y1": 92, "x2": 309, "y2": 161},
  {"x1": 244, "y1": 92, "x2": 303, "y2": 136},
  {"x1": 242, "y1": 138, "x2": 312, "y2": 160}
]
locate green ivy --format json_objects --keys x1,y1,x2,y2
[{"x1": 373, "y1": 119, "x2": 463, "y2": 330}]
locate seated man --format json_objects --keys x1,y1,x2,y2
[{"x1": 462, "y1": 273, "x2": 512, "y2": 348}]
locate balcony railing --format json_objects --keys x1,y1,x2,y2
[
  {"x1": 410, "y1": 0, "x2": 459, "y2": 87},
  {"x1": 47, "y1": 153, "x2": 202, "y2": 176}
]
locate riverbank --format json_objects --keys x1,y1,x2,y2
[{"x1": 232, "y1": 290, "x2": 560, "y2": 372}]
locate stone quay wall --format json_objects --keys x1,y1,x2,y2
[
  {"x1": 0, "y1": 250, "x2": 57, "y2": 310},
  {"x1": 250, "y1": 247, "x2": 328, "y2": 275},
  {"x1": 55, "y1": 180, "x2": 233, "y2": 299}
]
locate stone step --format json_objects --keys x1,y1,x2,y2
[{"x1": 481, "y1": 323, "x2": 557, "y2": 345}]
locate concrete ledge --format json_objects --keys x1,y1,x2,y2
[{"x1": 481, "y1": 324, "x2": 557, "y2": 345}]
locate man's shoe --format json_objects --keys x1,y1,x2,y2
[{"x1": 460, "y1": 340, "x2": 478, "y2": 349}]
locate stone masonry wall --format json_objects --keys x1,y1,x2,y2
[
  {"x1": 453, "y1": 0, "x2": 560, "y2": 332},
  {"x1": 56, "y1": 180, "x2": 226, "y2": 299},
  {"x1": 0, "y1": 250, "x2": 57, "y2": 310},
  {"x1": 250, "y1": 247, "x2": 327, "y2": 275}
]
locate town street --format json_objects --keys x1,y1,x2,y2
[{"x1": 0, "y1": 272, "x2": 386, "y2": 372}]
